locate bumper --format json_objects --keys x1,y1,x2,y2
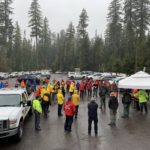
[{"x1": 0, "y1": 128, "x2": 18, "y2": 138}]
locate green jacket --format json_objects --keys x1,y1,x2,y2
[
  {"x1": 32, "y1": 99, "x2": 42, "y2": 113},
  {"x1": 134, "y1": 90, "x2": 148, "y2": 103}
]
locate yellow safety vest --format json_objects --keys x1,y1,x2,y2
[{"x1": 32, "y1": 99, "x2": 42, "y2": 113}]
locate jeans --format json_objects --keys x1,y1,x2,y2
[
  {"x1": 123, "y1": 104, "x2": 130, "y2": 117},
  {"x1": 64, "y1": 116, "x2": 73, "y2": 131},
  {"x1": 34, "y1": 111, "x2": 40, "y2": 129},
  {"x1": 109, "y1": 109, "x2": 117, "y2": 124},
  {"x1": 88, "y1": 117, "x2": 98, "y2": 134},
  {"x1": 100, "y1": 96, "x2": 106, "y2": 109},
  {"x1": 58, "y1": 104, "x2": 63, "y2": 116},
  {"x1": 140, "y1": 102, "x2": 148, "y2": 113},
  {"x1": 75, "y1": 105, "x2": 79, "y2": 118}
]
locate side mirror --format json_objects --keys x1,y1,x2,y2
[{"x1": 27, "y1": 101, "x2": 31, "y2": 106}]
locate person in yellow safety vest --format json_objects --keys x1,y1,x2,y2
[
  {"x1": 47, "y1": 84, "x2": 51, "y2": 105},
  {"x1": 134, "y1": 89, "x2": 148, "y2": 113},
  {"x1": 40, "y1": 86, "x2": 46, "y2": 99},
  {"x1": 72, "y1": 90, "x2": 80, "y2": 119},
  {"x1": 69, "y1": 82, "x2": 75, "y2": 96},
  {"x1": 32, "y1": 97, "x2": 42, "y2": 131},
  {"x1": 42, "y1": 91, "x2": 50, "y2": 118},
  {"x1": 57, "y1": 89, "x2": 64, "y2": 116}
]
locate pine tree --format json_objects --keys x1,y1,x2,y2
[
  {"x1": 0, "y1": 0, "x2": 13, "y2": 44},
  {"x1": 134, "y1": 0, "x2": 150, "y2": 40},
  {"x1": 12, "y1": 22, "x2": 22, "y2": 71},
  {"x1": 39, "y1": 17, "x2": 51, "y2": 68},
  {"x1": 64, "y1": 22, "x2": 75, "y2": 71},
  {"x1": 77, "y1": 9, "x2": 90, "y2": 70},
  {"x1": 28, "y1": 0, "x2": 43, "y2": 47},
  {"x1": 106, "y1": 0, "x2": 122, "y2": 54}
]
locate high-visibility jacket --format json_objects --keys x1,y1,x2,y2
[
  {"x1": 43, "y1": 92, "x2": 49, "y2": 102},
  {"x1": 32, "y1": 99, "x2": 42, "y2": 113},
  {"x1": 69, "y1": 83, "x2": 75, "y2": 93},
  {"x1": 41, "y1": 88, "x2": 46, "y2": 98},
  {"x1": 72, "y1": 90, "x2": 80, "y2": 106},
  {"x1": 134, "y1": 90, "x2": 148, "y2": 103},
  {"x1": 21, "y1": 80, "x2": 25, "y2": 88},
  {"x1": 57, "y1": 90, "x2": 64, "y2": 105}
]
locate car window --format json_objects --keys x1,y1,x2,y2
[{"x1": 22, "y1": 93, "x2": 27, "y2": 102}]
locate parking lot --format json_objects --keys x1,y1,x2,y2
[{"x1": 0, "y1": 74, "x2": 150, "y2": 150}]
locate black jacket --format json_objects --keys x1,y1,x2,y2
[
  {"x1": 108, "y1": 96, "x2": 119, "y2": 111},
  {"x1": 88, "y1": 101, "x2": 98, "y2": 118},
  {"x1": 122, "y1": 92, "x2": 132, "y2": 104}
]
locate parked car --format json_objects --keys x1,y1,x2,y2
[
  {"x1": 87, "y1": 73, "x2": 102, "y2": 80},
  {"x1": 17, "y1": 75, "x2": 40, "y2": 85}
]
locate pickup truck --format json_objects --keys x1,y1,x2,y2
[
  {"x1": 0, "y1": 88, "x2": 34, "y2": 140},
  {"x1": 68, "y1": 72, "x2": 86, "y2": 80}
]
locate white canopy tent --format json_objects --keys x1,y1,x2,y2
[{"x1": 118, "y1": 71, "x2": 150, "y2": 90}]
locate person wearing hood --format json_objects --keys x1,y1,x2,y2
[
  {"x1": 122, "y1": 90, "x2": 132, "y2": 118},
  {"x1": 69, "y1": 82, "x2": 75, "y2": 96},
  {"x1": 134, "y1": 89, "x2": 148, "y2": 113},
  {"x1": 57, "y1": 89, "x2": 65, "y2": 116},
  {"x1": 108, "y1": 92, "x2": 119, "y2": 126},
  {"x1": 72, "y1": 90, "x2": 80, "y2": 119},
  {"x1": 87, "y1": 96, "x2": 98, "y2": 136},
  {"x1": 64, "y1": 97, "x2": 75, "y2": 132}
]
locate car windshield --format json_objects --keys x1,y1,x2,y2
[{"x1": 0, "y1": 94, "x2": 21, "y2": 107}]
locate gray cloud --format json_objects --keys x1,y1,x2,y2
[{"x1": 12, "y1": 0, "x2": 112, "y2": 38}]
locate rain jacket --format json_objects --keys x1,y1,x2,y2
[
  {"x1": 21, "y1": 80, "x2": 25, "y2": 88},
  {"x1": 57, "y1": 90, "x2": 64, "y2": 105},
  {"x1": 64, "y1": 100, "x2": 75, "y2": 116},
  {"x1": 43, "y1": 92, "x2": 49, "y2": 102},
  {"x1": 134, "y1": 90, "x2": 148, "y2": 103},
  {"x1": 40, "y1": 87, "x2": 46, "y2": 98},
  {"x1": 72, "y1": 90, "x2": 80, "y2": 106},
  {"x1": 69, "y1": 83, "x2": 75, "y2": 93},
  {"x1": 32, "y1": 99, "x2": 42, "y2": 113}
]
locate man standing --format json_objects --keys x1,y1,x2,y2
[
  {"x1": 88, "y1": 97, "x2": 98, "y2": 136},
  {"x1": 32, "y1": 97, "x2": 42, "y2": 131},
  {"x1": 64, "y1": 97, "x2": 75, "y2": 132},
  {"x1": 108, "y1": 92, "x2": 119, "y2": 126},
  {"x1": 134, "y1": 89, "x2": 148, "y2": 113},
  {"x1": 99, "y1": 84, "x2": 107, "y2": 110},
  {"x1": 122, "y1": 90, "x2": 132, "y2": 118},
  {"x1": 57, "y1": 89, "x2": 64, "y2": 116},
  {"x1": 72, "y1": 90, "x2": 80, "y2": 119}
]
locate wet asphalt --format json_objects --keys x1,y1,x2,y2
[{"x1": 0, "y1": 74, "x2": 150, "y2": 150}]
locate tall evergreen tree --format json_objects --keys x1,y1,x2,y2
[
  {"x1": 64, "y1": 22, "x2": 75, "y2": 71},
  {"x1": 134, "y1": 0, "x2": 150, "y2": 40},
  {"x1": 106, "y1": 0, "x2": 122, "y2": 54},
  {"x1": 28, "y1": 0, "x2": 43, "y2": 47},
  {"x1": 77, "y1": 9, "x2": 90, "y2": 70},
  {"x1": 39, "y1": 17, "x2": 51, "y2": 68},
  {"x1": 12, "y1": 22, "x2": 22, "y2": 71},
  {"x1": 0, "y1": 0, "x2": 13, "y2": 44}
]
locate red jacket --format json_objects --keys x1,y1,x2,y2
[
  {"x1": 64, "y1": 100, "x2": 75, "y2": 116},
  {"x1": 79, "y1": 83, "x2": 84, "y2": 91}
]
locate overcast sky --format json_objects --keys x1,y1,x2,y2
[{"x1": 12, "y1": 0, "x2": 112, "y2": 38}]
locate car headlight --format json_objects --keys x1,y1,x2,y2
[{"x1": 9, "y1": 119, "x2": 17, "y2": 125}]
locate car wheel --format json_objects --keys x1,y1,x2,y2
[
  {"x1": 29, "y1": 108, "x2": 33, "y2": 117},
  {"x1": 15, "y1": 121, "x2": 23, "y2": 141}
]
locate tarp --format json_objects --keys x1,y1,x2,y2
[{"x1": 118, "y1": 71, "x2": 150, "y2": 89}]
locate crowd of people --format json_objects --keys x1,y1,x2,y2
[{"x1": 0, "y1": 77, "x2": 149, "y2": 136}]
